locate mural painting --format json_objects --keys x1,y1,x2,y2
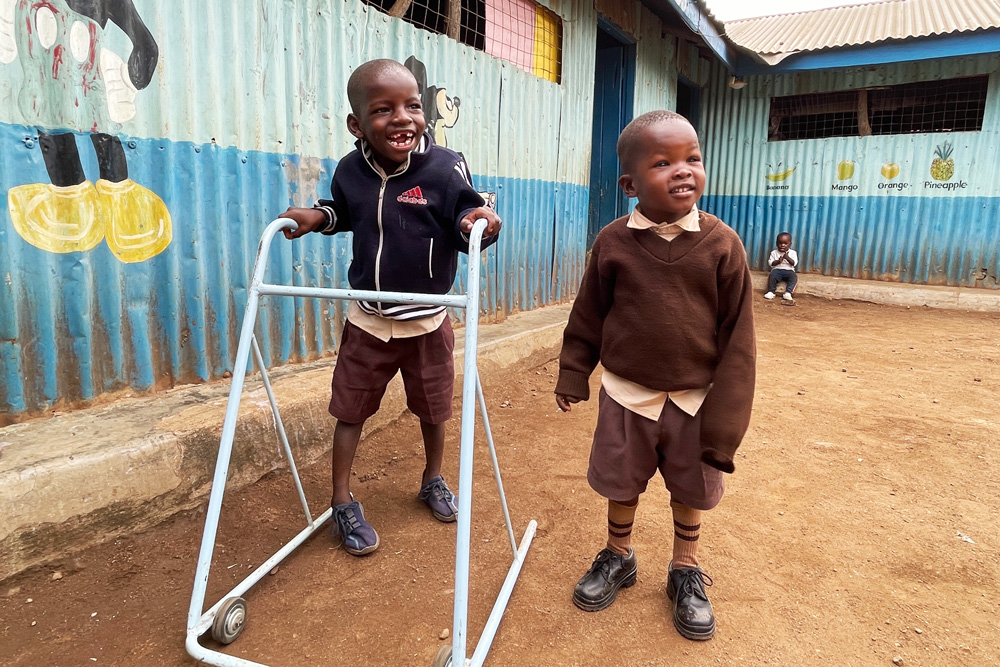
[
  {"x1": 1, "y1": 0, "x2": 170, "y2": 263},
  {"x1": 764, "y1": 161, "x2": 795, "y2": 191},
  {"x1": 404, "y1": 55, "x2": 497, "y2": 209}
]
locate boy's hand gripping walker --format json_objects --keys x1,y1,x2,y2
[{"x1": 185, "y1": 219, "x2": 536, "y2": 667}]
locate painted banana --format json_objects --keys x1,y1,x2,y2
[{"x1": 765, "y1": 166, "x2": 797, "y2": 182}]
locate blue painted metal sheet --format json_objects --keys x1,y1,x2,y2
[
  {"x1": 703, "y1": 194, "x2": 1000, "y2": 287},
  {"x1": 699, "y1": 54, "x2": 1000, "y2": 289},
  {"x1": 0, "y1": 0, "x2": 607, "y2": 420}
]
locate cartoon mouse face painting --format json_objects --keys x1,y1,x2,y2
[
  {"x1": 405, "y1": 55, "x2": 462, "y2": 149},
  {"x1": 1, "y1": 0, "x2": 171, "y2": 263},
  {"x1": 404, "y1": 54, "x2": 496, "y2": 209}
]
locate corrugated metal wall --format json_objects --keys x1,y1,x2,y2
[
  {"x1": 592, "y1": 0, "x2": 683, "y2": 114},
  {"x1": 699, "y1": 54, "x2": 1000, "y2": 289},
  {"x1": 633, "y1": 4, "x2": 678, "y2": 113},
  {"x1": 2, "y1": 0, "x2": 640, "y2": 419}
]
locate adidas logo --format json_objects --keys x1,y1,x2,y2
[{"x1": 397, "y1": 186, "x2": 428, "y2": 205}]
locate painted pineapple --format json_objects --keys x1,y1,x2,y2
[{"x1": 930, "y1": 142, "x2": 955, "y2": 181}]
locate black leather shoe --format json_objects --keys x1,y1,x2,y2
[
  {"x1": 666, "y1": 564, "x2": 716, "y2": 640},
  {"x1": 572, "y1": 548, "x2": 638, "y2": 612}
]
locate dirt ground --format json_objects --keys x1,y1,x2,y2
[{"x1": 1, "y1": 295, "x2": 998, "y2": 667}]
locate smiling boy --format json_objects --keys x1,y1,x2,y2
[
  {"x1": 278, "y1": 59, "x2": 500, "y2": 556},
  {"x1": 555, "y1": 111, "x2": 756, "y2": 640}
]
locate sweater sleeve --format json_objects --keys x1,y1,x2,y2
[
  {"x1": 699, "y1": 236, "x2": 757, "y2": 473},
  {"x1": 445, "y1": 156, "x2": 495, "y2": 253},
  {"x1": 555, "y1": 237, "x2": 613, "y2": 401},
  {"x1": 315, "y1": 167, "x2": 352, "y2": 235}
]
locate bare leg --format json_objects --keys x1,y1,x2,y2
[
  {"x1": 90, "y1": 134, "x2": 129, "y2": 182},
  {"x1": 39, "y1": 131, "x2": 86, "y2": 186},
  {"x1": 419, "y1": 420, "x2": 446, "y2": 485},
  {"x1": 331, "y1": 420, "x2": 364, "y2": 506}
]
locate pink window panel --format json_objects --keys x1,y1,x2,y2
[{"x1": 485, "y1": 0, "x2": 536, "y2": 74}]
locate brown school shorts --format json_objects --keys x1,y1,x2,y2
[
  {"x1": 587, "y1": 388, "x2": 725, "y2": 510},
  {"x1": 328, "y1": 319, "x2": 455, "y2": 425}
]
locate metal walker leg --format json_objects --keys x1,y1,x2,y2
[{"x1": 185, "y1": 219, "x2": 536, "y2": 667}]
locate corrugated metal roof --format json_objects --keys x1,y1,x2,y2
[{"x1": 724, "y1": 0, "x2": 1000, "y2": 64}]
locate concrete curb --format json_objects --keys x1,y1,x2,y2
[
  {"x1": 4, "y1": 272, "x2": 994, "y2": 581},
  {"x1": 752, "y1": 271, "x2": 1000, "y2": 311},
  {"x1": 0, "y1": 304, "x2": 572, "y2": 582}
]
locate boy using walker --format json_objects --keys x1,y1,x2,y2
[{"x1": 280, "y1": 59, "x2": 501, "y2": 556}]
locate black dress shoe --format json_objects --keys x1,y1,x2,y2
[
  {"x1": 666, "y1": 564, "x2": 716, "y2": 640},
  {"x1": 572, "y1": 548, "x2": 638, "y2": 612}
]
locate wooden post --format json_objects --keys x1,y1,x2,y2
[
  {"x1": 388, "y1": 0, "x2": 413, "y2": 18},
  {"x1": 858, "y1": 88, "x2": 872, "y2": 136},
  {"x1": 446, "y1": 0, "x2": 462, "y2": 40}
]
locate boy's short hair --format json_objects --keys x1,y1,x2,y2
[
  {"x1": 616, "y1": 110, "x2": 692, "y2": 174},
  {"x1": 777, "y1": 232, "x2": 792, "y2": 242},
  {"x1": 347, "y1": 59, "x2": 416, "y2": 114}
]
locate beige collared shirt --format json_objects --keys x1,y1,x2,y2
[
  {"x1": 601, "y1": 205, "x2": 710, "y2": 420},
  {"x1": 627, "y1": 203, "x2": 701, "y2": 238},
  {"x1": 347, "y1": 301, "x2": 447, "y2": 342}
]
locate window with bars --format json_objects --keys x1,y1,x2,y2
[
  {"x1": 362, "y1": 0, "x2": 562, "y2": 83},
  {"x1": 768, "y1": 76, "x2": 988, "y2": 141}
]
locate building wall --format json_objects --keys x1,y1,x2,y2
[
  {"x1": 594, "y1": 0, "x2": 681, "y2": 114},
  {"x1": 699, "y1": 54, "x2": 1000, "y2": 289},
  {"x1": 633, "y1": 5, "x2": 678, "y2": 114},
  {"x1": 0, "y1": 0, "x2": 630, "y2": 419}
]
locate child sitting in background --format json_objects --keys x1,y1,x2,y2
[{"x1": 764, "y1": 232, "x2": 798, "y2": 301}]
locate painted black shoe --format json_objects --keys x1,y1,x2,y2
[
  {"x1": 666, "y1": 564, "x2": 716, "y2": 640},
  {"x1": 572, "y1": 548, "x2": 637, "y2": 612}
]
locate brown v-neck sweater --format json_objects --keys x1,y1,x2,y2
[{"x1": 556, "y1": 211, "x2": 756, "y2": 473}]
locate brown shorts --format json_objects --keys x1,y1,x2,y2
[
  {"x1": 328, "y1": 319, "x2": 455, "y2": 425},
  {"x1": 587, "y1": 388, "x2": 725, "y2": 510}
]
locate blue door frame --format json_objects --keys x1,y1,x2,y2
[{"x1": 588, "y1": 20, "x2": 636, "y2": 248}]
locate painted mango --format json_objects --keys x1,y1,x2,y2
[
  {"x1": 765, "y1": 166, "x2": 797, "y2": 182},
  {"x1": 881, "y1": 163, "x2": 900, "y2": 179},
  {"x1": 837, "y1": 160, "x2": 855, "y2": 180}
]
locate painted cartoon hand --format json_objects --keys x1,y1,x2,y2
[
  {"x1": 101, "y1": 49, "x2": 139, "y2": 123},
  {"x1": 0, "y1": 0, "x2": 17, "y2": 64}
]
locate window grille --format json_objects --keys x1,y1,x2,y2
[
  {"x1": 769, "y1": 90, "x2": 860, "y2": 141},
  {"x1": 362, "y1": 0, "x2": 562, "y2": 83},
  {"x1": 768, "y1": 76, "x2": 988, "y2": 141}
]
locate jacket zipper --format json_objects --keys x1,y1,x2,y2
[
  {"x1": 374, "y1": 177, "x2": 387, "y2": 315},
  {"x1": 428, "y1": 239, "x2": 434, "y2": 279},
  {"x1": 362, "y1": 140, "x2": 414, "y2": 317}
]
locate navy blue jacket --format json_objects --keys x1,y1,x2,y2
[{"x1": 314, "y1": 134, "x2": 496, "y2": 320}]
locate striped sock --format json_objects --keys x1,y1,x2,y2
[
  {"x1": 606, "y1": 497, "x2": 639, "y2": 556},
  {"x1": 670, "y1": 501, "x2": 702, "y2": 569}
]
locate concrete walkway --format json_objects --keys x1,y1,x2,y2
[
  {"x1": 2, "y1": 273, "x2": 997, "y2": 581},
  {"x1": 753, "y1": 271, "x2": 1000, "y2": 311},
  {"x1": 0, "y1": 304, "x2": 571, "y2": 582}
]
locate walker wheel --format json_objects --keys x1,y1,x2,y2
[
  {"x1": 431, "y1": 645, "x2": 452, "y2": 667},
  {"x1": 211, "y1": 596, "x2": 247, "y2": 645}
]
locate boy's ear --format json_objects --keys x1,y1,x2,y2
[
  {"x1": 346, "y1": 114, "x2": 364, "y2": 140},
  {"x1": 618, "y1": 174, "x2": 636, "y2": 197}
]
